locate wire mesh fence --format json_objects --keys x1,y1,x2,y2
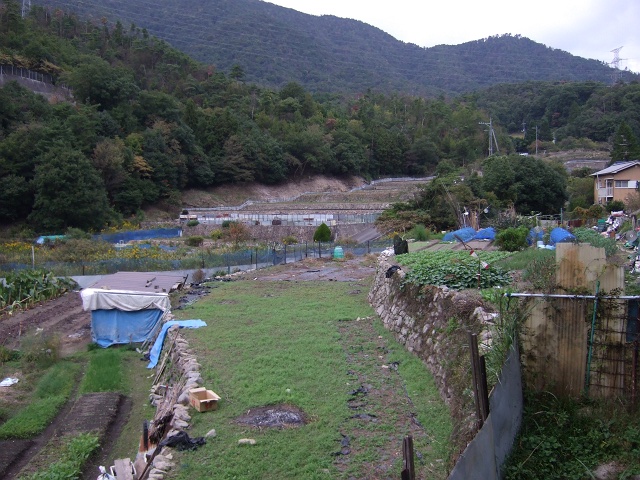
[{"x1": 0, "y1": 240, "x2": 392, "y2": 277}]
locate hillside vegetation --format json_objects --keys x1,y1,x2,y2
[
  {"x1": 31, "y1": 0, "x2": 635, "y2": 95},
  {"x1": 0, "y1": 1, "x2": 640, "y2": 236}
]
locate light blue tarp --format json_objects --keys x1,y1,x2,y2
[
  {"x1": 527, "y1": 228, "x2": 545, "y2": 245},
  {"x1": 442, "y1": 227, "x2": 477, "y2": 243},
  {"x1": 549, "y1": 227, "x2": 576, "y2": 245},
  {"x1": 147, "y1": 320, "x2": 207, "y2": 369},
  {"x1": 91, "y1": 308, "x2": 164, "y2": 348},
  {"x1": 472, "y1": 227, "x2": 496, "y2": 241}
]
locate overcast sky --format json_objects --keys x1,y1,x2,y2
[{"x1": 264, "y1": 0, "x2": 640, "y2": 74}]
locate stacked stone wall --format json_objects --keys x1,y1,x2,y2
[{"x1": 368, "y1": 254, "x2": 495, "y2": 449}]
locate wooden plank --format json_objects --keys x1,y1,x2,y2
[{"x1": 113, "y1": 458, "x2": 134, "y2": 480}]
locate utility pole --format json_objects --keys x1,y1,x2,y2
[
  {"x1": 479, "y1": 117, "x2": 499, "y2": 157},
  {"x1": 535, "y1": 125, "x2": 538, "y2": 156}
]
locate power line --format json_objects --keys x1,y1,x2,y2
[
  {"x1": 22, "y1": 0, "x2": 31, "y2": 18},
  {"x1": 609, "y1": 46, "x2": 627, "y2": 84}
]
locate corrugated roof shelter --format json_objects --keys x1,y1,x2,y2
[{"x1": 88, "y1": 271, "x2": 187, "y2": 293}]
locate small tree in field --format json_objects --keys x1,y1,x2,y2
[
  {"x1": 313, "y1": 223, "x2": 332, "y2": 242},
  {"x1": 224, "y1": 222, "x2": 250, "y2": 250}
]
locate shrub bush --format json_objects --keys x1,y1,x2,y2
[
  {"x1": 313, "y1": 223, "x2": 332, "y2": 242},
  {"x1": 407, "y1": 224, "x2": 429, "y2": 241},
  {"x1": 185, "y1": 236, "x2": 204, "y2": 247},
  {"x1": 282, "y1": 235, "x2": 298, "y2": 245},
  {"x1": 186, "y1": 219, "x2": 199, "y2": 227},
  {"x1": 495, "y1": 226, "x2": 530, "y2": 252}
]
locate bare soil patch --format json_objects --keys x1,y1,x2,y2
[
  {"x1": 242, "y1": 256, "x2": 378, "y2": 282},
  {"x1": 235, "y1": 404, "x2": 307, "y2": 429},
  {"x1": 0, "y1": 291, "x2": 91, "y2": 357},
  {"x1": 181, "y1": 175, "x2": 365, "y2": 208}
]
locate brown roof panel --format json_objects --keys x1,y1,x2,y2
[{"x1": 88, "y1": 271, "x2": 187, "y2": 293}]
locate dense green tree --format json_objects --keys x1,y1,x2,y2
[
  {"x1": 567, "y1": 176, "x2": 594, "y2": 211},
  {"x1": 483, "y1": 156, "x2": 567, "y2": 214},
  {"x1": 28, "y1": 148, "x2": 114, "y2": 231},
  {"x1": 313, "y1": 223, "x2": 332, "y2": 242},
  {"x1": 0, "y1": 174, "x2": 32, "y2": 221},
  {"x1": 63, "y1": 57, "x2": 138, "y2": 110},
  {"x1": 610, "y1": 121, "x2": 640, "y2": 163}
]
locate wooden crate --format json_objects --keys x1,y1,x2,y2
[{"x1": 189, "y1": 387, "x2": 221, "y2": 412}]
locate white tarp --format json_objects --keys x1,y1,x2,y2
[{"x1": 80, "y1": 288, "x2": 171, "y2": 312}]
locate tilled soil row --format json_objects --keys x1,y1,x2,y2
[{"x1": 0, "y1": 392, "x2": 127, "y2": 479}]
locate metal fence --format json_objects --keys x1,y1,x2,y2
[{"x1": 0, "y1": 240, "x2": 391, "y2": 277}]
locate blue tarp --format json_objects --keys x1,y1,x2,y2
[
  {"x1": 93, "y1": 228, "x2": 182, "y2": 244},
  {"x1": 147, "y1": 320, "x2": 207, "y2": 369},
  {"x1": 442, "y1": 227, "x2": 477, "y2": 243},
  {"x1": 527, "y1": 228, "x2": 545, "y2": 245},
  {"x1": 91, "y1": 308, "x2": 164, "y2": 348},
  {"x1": 472, "y1": 227, "x2": 496, "y2": 241},
  {"x1": 549, "y1": 227, "x2": 576, "y2": 245}
]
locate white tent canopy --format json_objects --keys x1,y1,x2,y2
[{"x1": 81, "y1": 288, "x2": 171, "y2": 312}]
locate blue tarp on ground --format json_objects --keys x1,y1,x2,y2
[
  {"x1": 93, "y1": 228, "x2": 182, "y2": 244},
  {"x1": 147, "y1": 320, "x2": 207, "y2": 369},
  {"x1": 91, "y1": 308, "x2": 165, "y2": 348},
  {"x1": 527, "y1": 228, "x2": 545, "y2": 245},
  {"x1": 549, "y1": 227, "x2": 576, "y2": 245},
  {"x1": 443, "y1": 227, "x2": 477, "y2": 243},
  {"x1": 473, "y1": 227, "x2": 496, "y2": 241}
]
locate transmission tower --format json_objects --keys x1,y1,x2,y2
[
  {"x1": 479, "y1": 117, "x2": 499, "y2": 156},
  {"x1": 609, "y1": 46, "x2": 627, "y2": 84},
  {"x1": 21, "y1": 0, "x2": 31, "y2": 18}
]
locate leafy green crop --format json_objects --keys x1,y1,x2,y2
[{"x1": 397, "y1": 250, "x2": 513, "y2": 290}]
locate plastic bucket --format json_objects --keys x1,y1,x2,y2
[{"x1": 333, "y1": 246, "x2": 344, "y2": 259}]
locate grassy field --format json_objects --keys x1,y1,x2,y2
[{"x1": 170, "y1": 279, "x2": 452, "y2": 479}]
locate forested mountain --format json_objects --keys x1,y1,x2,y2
[
  {"x1": 34, "y1": 0, "x2": 636, "y2": 96},
  {"x1": 1, "y1": 1, "x2": 640, "y2": 235}
]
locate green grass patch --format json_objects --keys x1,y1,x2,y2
[
  {"x1": 110, "y1": 351, "x2": 157, "y2": 461},
  {"x1": 170, "y1": 280, "x2": 452, "y2": 479},
  {"x1": 79, "y1": 348, "x2": 125, "y2": 394},
  {"x1": 493, "y1": 247, "x2": 554, "y2": 271},
  {"x1": 21, "y1": 433, "x2": 100, "y2": 480},
  {"x1": 0, "y1": 361, "x2": 80, "y2": 439},
  {"x1": 0, "y1": 396, "x2": 67, "y2": 439}
]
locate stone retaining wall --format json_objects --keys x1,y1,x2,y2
[{"x1": 368, "y1": 253, "x2": 496, "y2": 450}]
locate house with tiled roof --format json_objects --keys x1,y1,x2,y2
[{"x1": 591, "y1": 161, "x2": 640, "y2": 204}]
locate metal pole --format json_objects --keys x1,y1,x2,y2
[
  {"x1": 633, "y1": 341, "x2": 638, "y2": 409},
  {"x1": 506, "y1": 292, "x2": 640, "y2": 300},
  {"x1": 585, "y1": 280, "x2": 600, "y2": 396},
  {"x1": 469, "y1": 333, "x2": 484, "y2": 429}
]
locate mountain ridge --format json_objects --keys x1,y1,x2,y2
[{"x1": 35, "y1": 0, "x2": 635, "y2": 95}]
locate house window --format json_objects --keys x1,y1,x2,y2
[{"x1": 615, "y1": 180, "x2": 630, "y2": 188}]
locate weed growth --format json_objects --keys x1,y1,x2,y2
[
  {"x1": 79, "y1": 348, "x2": 125, "y2": 394},
  {"x1": 0, "y1": 361, "x2": 80, "y2": 439},
  {"x1": 23, "y1": 433, "x2": 100, "y2": 480},
  {"x1": 397, "y1": 250, "x2": 513, "y2": 290},
  {"x1": 504, "y1": 393, "x2": 640, "y2": 479}
]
